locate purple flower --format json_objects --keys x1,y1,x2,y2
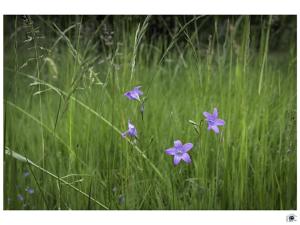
[
  {"x1": 165, "y1": 140, "x2": 193, "y2": 166},
  {"x1": 122, "y1": 121, "x2": 137, "y2": 138},
  {"x1": 25, "y1": 187, "x2": 34, "y2": 195},
  {"x1": 23, "y1": 170, "x2": 30, "y2": 177},
  {"x1": 124, "y1": 86, "x2": 143, "y2": 101},
  {"x1": 203, "y1": 108, "x2": 225, "y2": 134},
  {"x1": 17, "y1": 194, "x2": 24, "y2": 202}
]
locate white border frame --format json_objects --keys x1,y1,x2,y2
[{"x1": 0, "y1": 1, "x2": 299, "y2": 225}]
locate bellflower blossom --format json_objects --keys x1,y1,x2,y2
[
  {"x1": 203, "y1": 108, "x2": 225, "y2": 134},
  {"x1": 165, "y1": 140, "x2": 193, "y2": 165},
  {"x1": 124, "y1": 86, "x2": 143, "y2": 101},
  {"x1": 122, "y1": 121, "x2": 137, "y2": 138}
]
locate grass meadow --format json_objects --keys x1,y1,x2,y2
[{"x1": 3, "y1": 15, "x2": 296, "y2": 210}]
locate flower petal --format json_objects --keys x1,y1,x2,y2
[
  {"x1": 174, "y1": 140, "x2": 182, "y2": 148},
  {"x1": 165, "y1": 147, "x2": 176, "y2": 155},
  {"x1": 215, "y1": 119, "x2": 225, "y2": 126},
  {"x1": 213, "y1": 108, "x2": 218, "y2": 119},
  {"x1": 130, "y1": 92, "x2": 140, "y2": 100},
  {"x1": 129, "y1": 128, "x2": 137, "y2": 137},
  {"x1": 203, "y1": 112, "x2": 211, "y2": 118},
  {"x1": 124, "y1": 92, "x2": 134, "y2": 100},
  {"x1": 134, "y1": 86, "x2": 142, "y2": 90},
  {"x1": 134, "y1": 86, "x2": 143, "y2": 95},
  {"x1": 182, "y1": 153, "x2": 192, "y2": 163},
  {"x1": 173, "y1": 155, "x2": 181, "y2": 165},
  {"x1": 182, "y1": 143, "x2": 193, "y2": 152},
  {"x1": 121, "y1": 131, "x2": 128, "y2": 138},
  {"x1": 211, "y1": 125, "x2": 219, "y2": 133},
  {"x1": 124, "y1": 90, "x2": 140, "y2": 100},
  {"x1": 128, "y1": 121, "x2": 134, "y2": 129}
]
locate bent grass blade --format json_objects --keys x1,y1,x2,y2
[{"x1": 5, "y1": 147, "x2": 109, "y2": 209}]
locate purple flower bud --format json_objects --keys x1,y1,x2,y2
[{"x1": 140, "y1": 103, "x2": 145, "y2": 113}]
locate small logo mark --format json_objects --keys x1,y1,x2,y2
[{"x1": 286, "y1": 214, "x2": 297, "y2": 222}]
